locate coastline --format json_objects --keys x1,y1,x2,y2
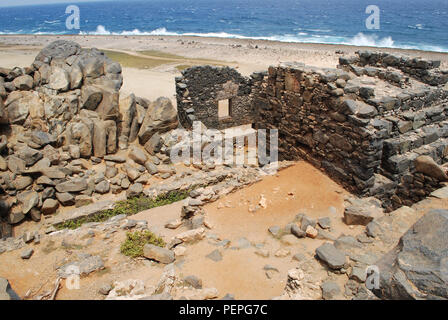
[{"x1": 1, "y1": 34, "x2": 447, "y2": 101}]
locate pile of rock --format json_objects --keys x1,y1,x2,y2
[
  {"x1": 340, "y1": 50, "x2": 448, "y2": 86},
  {"x1": 0, "y1": 40, "x2": 181, "y2": 238}
]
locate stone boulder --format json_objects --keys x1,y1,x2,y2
[
  {"x1": 138, "y1": 97, "x2": 178, "y2": 145},
  {"x1": 414, "y1": 156, "x2": 448, "y2": 182},
  {"x1": 34, "y1": 40, "x2": 81, "y2": 65},
  {"x1": 143, "y1": 244, "x2": 175, "y2": 264},
  {"x1": 344, "y1": 197, "x2": 383, "y2": 226},
  {"x1": 373, "y1": 209, "x2": 448, "y2": 300},
  {"x1": 315, "y1": 243, "x2": 347, "y2": 270},
  {"x1": 5, "y1": 91, "x2": 42, "y2": 124},
  {"x1": 12, "y1": 75, "x2": 33, "y2": 91},
  {"x1": 48, "y1": 66, "x2": 70, "y2": 92}
]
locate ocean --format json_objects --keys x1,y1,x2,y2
[{"x1": 0, "y1": 0, "x2": 447, "y2": 52}]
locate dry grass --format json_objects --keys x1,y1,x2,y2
[
  {"x1": 103, "y1": 49, "x2": 230, "y2": 71},
  {"x1": 103, "y1": 50, "x2": 177, "y2": 69}
]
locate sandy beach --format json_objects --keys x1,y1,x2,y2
[{"x1": 1, "y1": 34, "x2": 447, "y2": 103}]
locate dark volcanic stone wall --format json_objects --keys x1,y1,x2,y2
[
  {"x1": 175, "y1": 66, "x2": 257, "y2": 130},
  {"x1": 253, "y1": 62, "x2": 383, "y2": 195},
  {"x1": 176, "y1": 52, "x2": 448, "y2": 210},
  {"x1": 340, "y1": 51, "x2": 448, "y2": 86}
]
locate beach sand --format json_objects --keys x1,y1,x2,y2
[{"x1": 1, "y1": 34, "x2": 447, "y2": 103}]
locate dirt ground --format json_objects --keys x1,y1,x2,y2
[{"x1": 0, "y1": 161, "x2": 367, "y2": 300}]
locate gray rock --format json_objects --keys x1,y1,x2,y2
[
  {"x1": 31, "y1": 131, "x2": 55, "y2": 147},
  {"x1": 366, "y1": 221, "x2": 382, "y2": 238},
  {"x1": 58, "y1": 255, "x2": 105, "y2": 278},
  {"x1": 99, "y1": 283, "x2": 112, "y2": 295},
  {"x1": 56, "y1": 178, "x2": 88, "y2": 193},
  {"x1": 138, "y1": 97, "x2": 178, "y2": 144},
  {"x1": 7, "y1": 208, "x2": 25, "y2": 224},
  {"x1": 7, "y1": 155, "x2": 26, "y2": 173},
  {"x1": 344, "y1": 199, "x2": 383, "y2": 226},
  {"x1": 129, "y1": 146, "x2": 147, "y2": 165},
  {"x1": 145, "y1": 161, "x2": 158, "y2": 175},
  {"x1": 56, "y1": 192, "x2": 75, "y2": 206},
  {"x1": 236, "y1": 237, "x2": 251, "y2": 249},
  {"x1": 95, "y1": 180, "x2": 110, "y2": 194},
  {"x1": 126, "y1": 183, "x2": 143, "y2": 198},
  {"x1": 268, "y1": 226, "x2": 281, "y2": 238},
  {"x1": 206, "y1": 249, "x2": 223, "y2": 262},
  {"x1": 143, "y1": 244, "x2": 175, "y2": 264},
  {"x1": 183, "y1": 275, "x2": 203, "y2": 289},
  {"x1": 16, "y1": 146, "x2": 43, "y2": 166},
  {"x1": 13, "y1": 176, "x2": 33, "y2": 190},
  {"x1": 300, "y1": 216, "x2": 316, "y2": 231},
  {"x1": 48, "y1": 67, "x2": 70, "y2": 91},
  {"x1": 105, "y1": 165, "x2": 118, "y2": 178},
  {"x1": 350, "y1": 266, "x2": 367, "y2": 283},
  {"x1": 103, "y1": 155, "x2": 126, "y2": 163},
  {"x1": 291, "y1": 224, "x2": 306, "y2": 238},
  {"x1": 41, "y1": 198, "x2": 59, "y2": 215},
  {"x1": 12, "y1": 75, "x2": 33, "y2": 91},
  {"x1": 315, "y1": 243, "x2": 347, "y2": 270},
  {"x1": 334, "y1": 235, "x2": 363, "y2": 251},
  {"x1": 321, "y1": 281, "x2": 341, "y2": 300},
  {"x1": 144, "y1": 132, "x2": 162, "y2": 155},
  {"x1": 17, "y1": 190, "x2": 39, "y2": 214},
  {"x1": 20, "y1": 248, "x2": 34, "y2": 259},
  {"x1": 318, "y1": 217, "x2": 331, "y2": 229},
  {"x1": 373, "y1": 209, "x2": 448, "y2": 300},
  {"x1": 0, "y1": 277, "x2": 20, "y2": 300}
]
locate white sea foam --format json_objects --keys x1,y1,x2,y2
[
  {"x1": 344, "y1": 32, "x2": 395, "y2": 48},
  {"x1": 3, "y1": 24, "x2": 445, "y2": 53}
]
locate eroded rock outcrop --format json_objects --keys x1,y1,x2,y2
[
  {"x1": 373, "y1": 209, "x2": 448, "y2": 299},
  {"x1": 0, "y1": 40, "x2": 182, "y2": 233}
]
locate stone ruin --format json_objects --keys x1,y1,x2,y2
[
  {"x1": 0, "y1": 40, "x2": 180, "y2": 238},
  {"x1": 175, "y1": 51, "x2": 448, "y2": 211},
  {"x1": 0, "y1": 40, "x2": 448, "y2": 301},
  {"x1": 176, "y1": 65, "x2": 255, "y2": 130},
  {"x1": 0, "y1": 39, "x2": 446, "y2": 240}
]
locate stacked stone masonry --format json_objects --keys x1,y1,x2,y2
[
  {"x1": 177, "y1": 51, "x2": 448, "y2": 210},
  {"x1": 176, "y1": 66, "x2": 256, "y2": 130}
]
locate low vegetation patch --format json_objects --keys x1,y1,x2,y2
[
  {"x1": 103, "y1": 50, "x2": 178, "y2": 69},
  {"x1": 120, "y1": 230, "x2": 166, "y2": 258},
  {"x1": 103, "y1": 49, "x2": 230, "y2": 71},
  {"x1": 56, "y1": 190, "x2": 190, "y2": 230}
]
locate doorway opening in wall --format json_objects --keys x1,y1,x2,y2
[{"x1": 218, "y1": 99, "x2": 232, "y2": 120}]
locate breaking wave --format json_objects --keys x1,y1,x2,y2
[
  {"x1": 344, "y1": 32, "x2": 395, "y2": 48},
  {"x1": 79, "y1": 26, "x2": 443, "y2": 52}
]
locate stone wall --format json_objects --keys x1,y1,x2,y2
[
  {"x1": 175, "y1": 66, "x2": 257, "y2": 130},
  {"x1": 251, "y1": 53, "x2": 448, "y2": 210},
  {"x1": 174, "y1": 52, "x2": 448, "y2": 210},
  {"x1": 252, "y1": 62, "x2": 383, "y2": 195},
  {"x1": 340, "y1": 50, "x2": 448, "y2": 86}
]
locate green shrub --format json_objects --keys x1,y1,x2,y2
[
  {"x1": 56, "y1": 190, "x2": 190, "y2": 230},
  {"x1": 120, "y1": 230, "x2": 166, "y2": 258}
]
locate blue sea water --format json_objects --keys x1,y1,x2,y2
[{"x1": 0, "y1": 0, "x2": 447, "y2": 52}]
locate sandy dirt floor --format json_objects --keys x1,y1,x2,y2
[{"x1": 0, "y1": 161, "x2": 362, "y2": 300}]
